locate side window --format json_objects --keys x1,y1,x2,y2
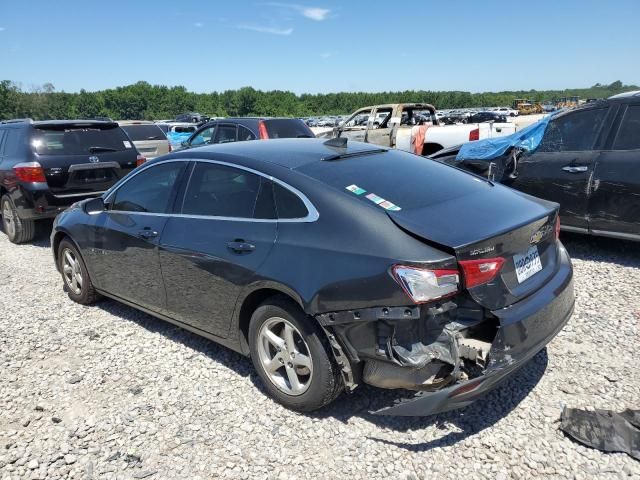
[
  {"x1": 214, "y1": 124, "x2": 237, "y2": 144},
  {"x1": 0, "y1": 130, "x2": 6, "y2": 155},
  {"x1": 3, "y1": 129, "x2": 20, "y2": 156},
  {"x1": 190, "y1": 125, "x2": 216, "y2": 146},
  {"x1": 372, "y1": 108, "x2": 393, "y2": 129},
  {"x1": 111, "y1": 162, "x2": 184, "y2": 213},
  {"x1": 613, "y1": 105, "x2": 640, "y2": 150},
  {"x1": 344, "y1": 109, "x2": 372, "y2": 128},
  {"x1": 273, "y1": 183, "x2": 308, "y2": 219},
  {"x1": 538, "y1": 108, "x2": 607, "y2": 152},
  {"x1": 237, "y1": 125, "x2": 257, "y2": 142},
  {"x1": 181, "y1": 162, "x2": 261, "y2": 218}
]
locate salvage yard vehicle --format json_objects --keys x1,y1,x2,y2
[
  {"x1": 51, "y1": 138, "x2": 574, "y2": 415},
  {"x1": 430, "y1": 91, "x2": 640, "y2": 241},
  {"x1": 117, "y1": 121, "x2": 170, "y2": 160},
  {"x1": 0, "y1": 119, "x2": 144, "y2": 243},
  {"x1": 322, "y1": 103, "x2": 516, "y2": 156},
  {"x1": 177, "y1": 117, "x2": 314, "y2": 150}
]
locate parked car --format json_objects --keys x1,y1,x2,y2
[
  {"x1": 0, "y1": 119, "x2": 144, "y2": 243},
  {"x1": 430, "y1": 91, "x2": 640, "y2": 241},
  {"x1": 323, "y1": 104, "x2": 516, "y2": 155},
  {"x1": 51, "y1": 138, "x2": 574, "y2": 415},
  {"x1": 117, "y1": 121, "x2": 170, "y2": 160},
  {"x1": 495, "y1": 106, "x2": 519, "y2": 117},
  {"x1": 175, "y1": 112, "x2": 209, "y2": 124},
  {"x1": 178, "y1": 118, "x2": 314, "y2": 150},
  {"x1": 467, "y1": 111, "x2": 508, "y2": 123}
]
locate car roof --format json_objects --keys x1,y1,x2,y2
[
  {"x1": 117, "y1": 120, "x2": 156, "y2": 125},
  {"x1": 168, "y1": 138, "x2": 386, "y2": 169},
  {"x1": 608, "y1": 90, "x2": 640, "y2": 100}
]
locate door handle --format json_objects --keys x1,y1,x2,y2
[
  {"x1": 138, "y1": 229, "x2": 158, "y2": 239},
  {"x1": 562, "y1": 165, "x2": 588, "y2": 173},
  {"x1": 227, "y1": 240, "x2": 255, "y2": 253}
]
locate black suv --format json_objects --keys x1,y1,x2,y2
[
  {"x1": 178, "y1": 118, "x2": 314, "y2": 150},
  {"x1": 0, "y1": 119, "x2": 143, "y2": 243}
]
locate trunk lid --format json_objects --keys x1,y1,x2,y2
[
  {"x1": 32, "y1": 122, "x2": 138, "y2": 196},
  {"x1": 387, "y1": 187, "x2": 560, "y2": 310}
]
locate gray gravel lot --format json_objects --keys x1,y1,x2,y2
[{"x1": 1, "y1": 229, "x2": 639, "y2": 480}]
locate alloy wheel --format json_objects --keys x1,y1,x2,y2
[
  {"x1": 62, "y1": 248, "x2": 83, "y2": 295},
  {"x1": 257, "y1": 317, "x2": 313, "y2": 396},
  {"x1": 2, "y1": 201, "x2": 15, "y2": 238}
]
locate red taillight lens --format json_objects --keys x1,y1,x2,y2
[
  {"x1": 13, "y1": 162, "x2": 46, "y2": 183},
  {"x1": 469, "y1": 128, "x2": 480, "y2": 141},
  {"x1": 258, "y1": 120, "x2": 269, "y2": 140},
  {"x1": 392, "y1": 265, "x2": 460, "y2": 304},
  {"x1": 458, "y1": 257, "x2": 505, "y2": 288},
  {"x1": 555, "y1": 216, "x2": 561, "y2": 240},
  {"x1": 136, "y1": 154, "x2": 146, "y2": 167}
]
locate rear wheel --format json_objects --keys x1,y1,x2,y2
[
  {"x1": 249, "y1": 296, "x2": 343, "y2": 412},
  {"x1": 58, "y1": 238, "x2": 100, "y2": 305},
  {"x1": 1, "y1": 195, "x2": 35, "y2": 244}
]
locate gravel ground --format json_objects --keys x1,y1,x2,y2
[{"x1": 0, "y1": 229, "x2": 639, "y2": 480}]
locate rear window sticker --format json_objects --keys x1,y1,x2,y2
[{"x1": 346, "y1": 184, "x2": 366, "y2": 195}]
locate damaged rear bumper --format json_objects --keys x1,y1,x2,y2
[
  {"x1": 318, "y1": 245, "x2": 574, "y2": 417},
  {"x1": 375, "y1": 247, "x2": 574, "y2": 416}
]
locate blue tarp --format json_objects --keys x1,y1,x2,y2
[
  {"x1": 456, "y1": 114, "x2": 555, "y2": 161},
  {"x1": 167, "y1": 131, "x2": 192, "y2": 148}
]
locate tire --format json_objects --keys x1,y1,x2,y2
[
  {"x1": 58, "y1": 238, "x2": 100, "y2": 305},
  {"x1": 248, "y1": 296, "x2": 343, "y2": 412},
  {"x1": 1, "y1": 195, "x2": 35, "y2": 244}
]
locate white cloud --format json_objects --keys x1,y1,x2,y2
[
  {"x1": 266, "y1": 3, "x2": 331, "y2": 21},
  {"x1": 194, "y1": 22, "x2": 204, "y2": 28},
  {"x1": 237, "y1": 24, "x2": 293, "y2": 36}
]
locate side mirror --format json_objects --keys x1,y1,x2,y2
[
  {"x1": 181, "y1": 141, "x2": 189, "y2": 148},
  {"x1": 84, "y1": 197, "x2": 105, "y2": 214}
]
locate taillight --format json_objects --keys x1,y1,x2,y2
[
  {"x1": 555, "y1": 215, "x2": 561, "y2": 240},
  {"x1": 258, "y1": 120, "x2": 269, "y2": 140},
  {"x1": 136, "y1": 154, "x2": 146, "y2": 167},
  {"x1": 469, "y1": 128, "x2": 480, "y2": 141},
  {"x1": 13, "y1": 162, "x2": 46, "y2": 183},
  {"x1": 458, "y1": 257, "x2": 505, "y2": 288},
  {"x1": 392, "y1": 265, "x2": 459, "y2": 304}
]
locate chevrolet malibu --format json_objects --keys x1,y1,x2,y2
[{"x1": 51, "y1": 138, "x2": 574, "y2": 415}]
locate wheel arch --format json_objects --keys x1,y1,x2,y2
[
  {"x1": 234, "y1": 283, "x2": 307, "y2": 355},
  {"x1": 423, "y1": 142, "x2": 445, "y2": 156}
]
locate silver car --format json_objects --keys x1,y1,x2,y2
[{"x1": 118, "y1": 121, "x2": 170, "y2": 160}]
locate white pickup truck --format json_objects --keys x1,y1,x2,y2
[{"x1": 320, "y1": 103, "x2": 516, "y2": 155}]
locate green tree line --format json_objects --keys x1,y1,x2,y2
[{"x1": 1, "y1": 80, "x2": 637, "y2": 121}]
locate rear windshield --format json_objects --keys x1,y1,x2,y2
[
  {"x1": 32, "y1": 125, "x2": 131, "y2": 155},
  {"x1": 264, "y1": 119, "x2": 314, "y2": 139},
  {"x1": 297, "y1": 149, "x2": 490, "y2": 211},
  {"x1": 121, "y1": 124, "x2": 166, "y2": 141}
]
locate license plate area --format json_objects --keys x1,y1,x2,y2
[
  {"x1": 513, "y1": 246, "x2": 542, "y2": 284},
  {"x1": 67, "y1": 162, "x2": 120, "y2": 185}
]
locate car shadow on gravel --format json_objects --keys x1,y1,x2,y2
[
  {"x1": 561, "y1": 232, "x2": 640, "y2": 268},
  {"x1": 95, "y1": 296, "x2": 548, "y2": 449}
]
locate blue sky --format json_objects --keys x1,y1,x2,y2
[{"x1": 1, "y1": 0, "x2": 638, "y2": 94}]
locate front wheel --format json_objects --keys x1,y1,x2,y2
[
  {"x1": 58, "y1": 238, "x2": 100, "y2": 305},
  {"x1": 249, "y1": 296, "x2": 343, "y2": 412}
]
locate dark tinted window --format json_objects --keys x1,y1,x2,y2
[
  {"x1": 264, "y1": 119, "x2": 314, "y2": 139},
  {"x1": 215, "y1": 125, "x2": 237, "y2": 144},
  {"x1": 299, "y1": 149, "x2": 492, "y2": 210},
  {"x1": 182, "y1": 162, "x2": 261, "y2": 218},
  {"x1": 120, "y1": 124, "x2": 166, "y2": 141},
  {"x1": 538, "y1": 108, "x2": 607, "y2": 152},
  {"x1": 613, "y1": 105, "x2": 640, "y2": 150},
  {"x1": 157, "y1": 124, "x2": 169, "y2": 134},
  {"x1": 254, "y1": 179, "x2": 277, "y2": 219},
  {"x1": 0, "y1": 130, "x2": 6, "y2": 155},
  {"x1": 112, "y1": 162, "x2": 184, "y2": 213},
  {"x1": 32, "y1": 125, "x2": 131, "y2": 155},
  {"x1": 3, "y1": 129, "x2": 23, "y2": 156},
  {"x1": 274, "y1": 183, "x2": 308, "y2": 219},
  {"x1": 237, "y1": 125, "x2": 257, "y2": 142}
]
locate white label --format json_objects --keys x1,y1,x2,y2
[
  {"x1": 123, "y1": 141, "x2": 132, "y2": 148},
  {"x1": 513, "y1": 246, "x2": 543, "y2": 283}
]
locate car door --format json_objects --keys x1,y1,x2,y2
[
  {"x1": 159, "y1": 160, "x2": 277, "y2": 338},
  {"x1": 509, "y1": 107, "x2": 609, "y2": 229},
  {"x1": 365, "y1": 107, "x2": 394, "y2": 147},
  {"x1": 338, "y1": 108, "x2": 372, "y2": 142},
  {"x1": 87, "y1": 161, "x2": 187, "y2": 311},
  {"x1": 588, "y1": 103, "x2": 640, "y2": 238},
  {"x1": 187, "y1": 123, "x2": 217, "y2": 149}
]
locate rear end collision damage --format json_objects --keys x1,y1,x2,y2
[{"x1": 315, "y1": 239, "x2": 574, "y2": 417}]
